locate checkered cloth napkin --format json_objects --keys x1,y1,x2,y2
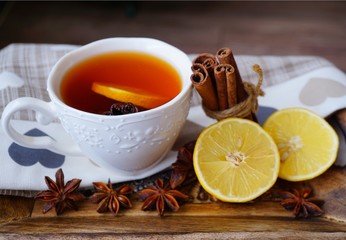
[{"x1": 0, "y1": 44, "x2": 345, "y2": 197}]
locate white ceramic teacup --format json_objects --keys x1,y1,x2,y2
[{"x1": 1, "y1": 38, "x2": 192, "y2": 173}]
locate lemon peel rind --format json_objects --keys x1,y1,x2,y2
[
  {"x1": 193, "y1": 118, "x2": 280, "y2": 203},
  {"x1": 263, "y1": 107, "x2": 339, "y2": 182},
  {"x1": 91, "y1": 82, "x2": 170, "y2": 109}
]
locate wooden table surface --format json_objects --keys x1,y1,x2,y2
[
  {"x1": 1, "y1": 166, "x2": 345, "y2": 239},
  {"x1": 1, "y1": 2, "x2": 345, "y2": 239}
]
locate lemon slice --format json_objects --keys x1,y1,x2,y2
[
  {"x1": 263, "y1": 107, "x2": 339, "y2": 182},
  {"x1": 91, "y1": 82, "x2": 170, "y2": 109},
  {"x1": 193, "y1": 118, "x2": 280, "y2": 202}
]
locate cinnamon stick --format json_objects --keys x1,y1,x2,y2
[
  {"x1": 202, "y1": 58, "x2": 217, "y2": 81},
  {"x1": 216, "y1": 48, "x2": 248, "y2": 103},
  {"x1": 214, "y1": 64, "x2": 230, "y2": 110},
  {"x1": 216, "y1": 48, "x2": 256, "y2": 121},
  {"x1": 191, "y1": 49, "x2": 259, "y2": 122},
  {"x1": 225, "y1": 65, "x2": 237, "y2": 107},
  {"x1": 193, "y1": 53, "x2": 217, "y2": 81},
  {"x1": 193, "y1": 53, "x2": 217, "y2": 65},
  {"x1": 190, "y1": 63, "x2": 219, "y2": 111}
]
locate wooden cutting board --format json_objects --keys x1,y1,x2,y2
[{"x1": 0, "y1": 166, "x2": 345, "y2": 239}]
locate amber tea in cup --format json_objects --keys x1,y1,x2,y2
[
  {"x1": 2, "y1": 37, "x2": 192, "y2": 172},
  {"x1": 60, "y1": 51, "x2": 182, "y2": 114}
]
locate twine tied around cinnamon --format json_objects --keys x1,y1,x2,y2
[{"x1": 202, "y1": 64, "x2": 265, "y2": 121}]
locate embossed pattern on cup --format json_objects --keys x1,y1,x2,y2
[{"x1": 57, "y1": 90, "x2": 191, "y2": 171}]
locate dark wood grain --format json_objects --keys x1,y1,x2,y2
[
  {"x1": 0, "y1": 196, "x2": 34, "y2": 224},
  {"x1": 0, "y1": 1, "x2": 345, "y2": 71},
  {"x1": 1, "y1": 201, "x2": 346, "y2": 237},
  {"x1": 0, "y1": 166, "x2": 345, "y2": 238}
]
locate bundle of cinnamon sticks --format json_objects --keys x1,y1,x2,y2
[{"x1": 190, "y1": 48, "x2": 262, "y2": 122}]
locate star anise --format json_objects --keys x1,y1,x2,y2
[
  {"x1": 138, "y1": 178, "x2": 189, "y2": 216},
  {"x1": 104, "y1": 102, "x2": 139, "y2": 115},
  {"x1": 170, "y1": 140, "x2": 196, "y2": 189},
  {"x1": 90, "y1": 179, "x2": 133, "y2": 215},
  {"x1": 280, "y1": 188, "x2": 324, "y2": 218},
  {"x1": 35, "y1": 168, "x2": 85, "y2": 215}
]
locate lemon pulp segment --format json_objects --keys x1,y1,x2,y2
[
  {"x1": 91, "y1": 82, "x2": 170, "y2": 109},
  {"x1": 263, "y1": 107, "x2": 339, "y2": 181},
  {"x1": 194, "y1": 118, "x2": 280, "y2": 202}
]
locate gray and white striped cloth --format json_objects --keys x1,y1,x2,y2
[{"x1": 0, "y1": 44, "x2": 342, "y2": 197}]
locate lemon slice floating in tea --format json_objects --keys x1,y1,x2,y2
[
  {"x1": 263, "y1": 107, "x2": 339, "y2": 182},
  {"x1": 193, "y1": 118, "x2": 280, "y2": 202},
  {"x1": 91, "y1": 82, "x2": 171, "y2": 109}
]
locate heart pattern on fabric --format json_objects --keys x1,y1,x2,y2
[
  {"x1": 257, "y1": 106, "x2": 278, "y2": 125},
  {"x1": 8, "y1": 128, "x2": 65, "y2": 168},
  {"x1": 299, "y1": 78, "x2": 346, "y2": 106},
  {"x1": 0, "y1": 71, "x2": 25, "y2": 90}
]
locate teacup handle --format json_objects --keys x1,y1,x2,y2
[{"x1": 1, "y1": 97, "x2": 83, "y2": 156}]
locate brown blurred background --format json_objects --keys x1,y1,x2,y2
[{"x1": 0, "y1": 1, "x2": 345, "y2": 71}]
